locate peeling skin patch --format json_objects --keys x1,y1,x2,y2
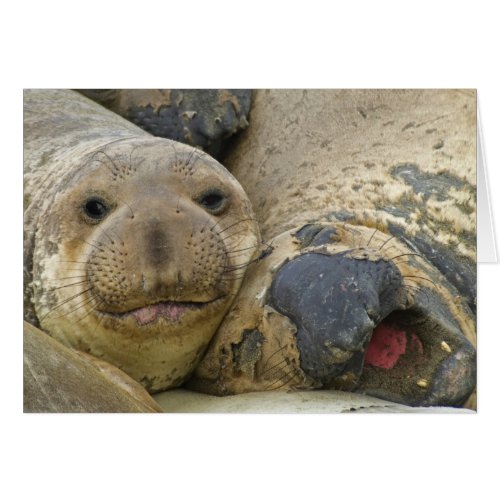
[
  {"x1": 293, "y1": 224, "x2": 340, "y2": 249},
  {"x1": 391, "y1": 163, "x2": 472, "y2": 202},
  {"x1": 293, "y1": 224, "x2": 325, "y2": 248},
  {"x1": 231, "y1": 329, "x2": 265, "y2": 378}
]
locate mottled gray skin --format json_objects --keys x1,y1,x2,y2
[
  {"x1": 192, "y1": 90, "x2": 477, "y2": 408},
  {"x1": 23, "y1": 89, "x2": 258, "y2": 394},
  {"x1": 227, "y1": 89, "x2": 477, "y2": 313},
  {"x1": 77, "y1": 89, "x2": 252, "y2": 160}
]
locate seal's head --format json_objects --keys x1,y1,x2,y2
[
  {"x1": 191, "y1": 223, "x2": 476, "y2": 408},
  {"x1": 28, "y1": 138, "x2": 259, "y2": 392}
]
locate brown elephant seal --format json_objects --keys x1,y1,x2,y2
[
  {"x1": 190, "y1": 89, "x2": 477, "y2": 408},
  {"x1": 23, "y1": 89, "x2": 259, "y2": 393}
]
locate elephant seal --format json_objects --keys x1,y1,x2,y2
[
  {"x1": 190, "y1": 89, "x2": 477, "y2": 408},
  {"x1": 77, "y1": 89, "x2": 252, "y2": 160},
  {"x1": 23, "y1": 89, "x2": 259, "y2": 393}
]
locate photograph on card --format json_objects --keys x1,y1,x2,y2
[{"x1": 23, "y1": 89, "x2": 476, "y2": 413}]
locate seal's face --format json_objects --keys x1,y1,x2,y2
[
  {"x1": 191, "y1": 223, "x2": 476, "y2": 407},
  {"x1": 31, "y1": 139, "x2": 259, "y2": 392}
]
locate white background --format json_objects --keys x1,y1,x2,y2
[{"x1": 4, "y1": 1, "x2": 499, "y2": 499}]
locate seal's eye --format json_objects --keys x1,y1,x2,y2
[
  {"x1": 83, "y1": 197, "x2": 109, "y2": 221},
  {"x1": 197, "y1": 189, "x2": 228, "y2": 214}
]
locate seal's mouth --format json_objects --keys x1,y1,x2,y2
[
  {"x1": 365, "y1": 314, "x2": 426, "y2": 372},
  {"x1": 107, "y1": 297, "x2": 225, "y2": 325},
  {"x1": 357, "y1": 310, "x2": 448, "y2": 403},
  {"x1": 268, "y1": 250, "x2": 476, "y2": 407},
  {"x1": 344, "y1": 308, "x2": 476, "y2": 407}
]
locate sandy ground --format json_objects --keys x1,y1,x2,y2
[{"x1": 154, "y1": 389, "x2": 474, "y2": 414}]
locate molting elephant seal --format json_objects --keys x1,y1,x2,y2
[{"x1": 190, "y1": 89, "x2": 477, "y2": 408}]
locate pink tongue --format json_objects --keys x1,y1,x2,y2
[
  {"x1": 364, "y1": 322, "x2": 423, "y2": 369},
  {"x1": 132, "y1": 302, "x2": 191, "y2": 325}
]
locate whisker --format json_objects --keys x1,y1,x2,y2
[
  {"x1": 52, "y1": 294, "x2": 98, "y2": 321},
  {"x1": 366, "y1": 228, "x2": 378, "y2": 247},
  {"x1": 74, "y1": 297, "x2": 105, "y2": 324},
  {"x1": 268, "y1": 372, "x2": 299, "y2": 391},
  {"x1": 401, "y1": 284, "x2": 431, "y2": 306},
  {"x1": 402, "y1": 275, "x2": 437, "y2": 287},
  {"x1": 216, "y1": 218, "x2": 257, "y2": 236},
  {"x1": 379, "y1": 235, "x2": 395, "y2": 250},
  {"x1": 185, "y1": 147, "x2": 198, "y2": 168},
  {"x1": 97, "y1": 224, "x2": 122, "y2": 246},
  {"x1": 264, "y1": 366, "x2": 298, "y2": 391},
  {"x1": 45, "y1": 279, "x2": 92, "y2": 292},
  {"x1": 218, "y1": 273, "x2": 248, "y2": 281},
  {"x1": 86, "y1": 154, "x2": 115, "y2": 178},
  {"x1": 220, "y1": 228, "x2": 252, "y2": 241},
  {"x1": 223, "y1": 258, "x2": 260, "y2": 271},
  {"x1": 128, "y1": 143, "x2": 139, "y2": 172},
  {"x1": 222, "y1": 263, "x2": 251, "y2": 272},
  {"x1": 46, "y1": 274, "x2": 94, "y2": 281},
  {"x1": 261, "y1": 345, "x2": 287, "y2": 371},
  {"x1": 209, "y1": 211, "x2": 235, "y2": 232},
  {"x1": 116, "y1": 196, "x2": 135, "y2": 219},
  {"x1": 391, "y1": 252, "x2": 421, "y2": 259},
  {"x1": 225, "y1": 244, "x2": 260, "y2": 255},
  {"x1": 81, "y1": 240, "x2": 102, "y2": 250},
  {"x1": 260, "y1": 357, "x2": 288, "y2": 377},
  {"x1": 342, "y1": 223, "x2": 362, "y2": 248},
  {"x1": 58, "y1": 260, "x2": 90, "y2": 265},
  {"x1": 382, "y1": 244, "x2": 397, "y2": 253},
  {"x1": 224, "y1": 245, "x2": 273, "y2": 271},
  {"x1": 91, "y1": 309, "x2": 107, "y2": 338},
  {"x1": 390, "y1": 252, "x2": 428, "y2": 263},
  {"x1": 55, "y1": 269, "x2": 93, "y2": 274},
  {"x1": 91, "y1": 150, "x2": 121, "y2": 177},
  {"x1": 40, "y1": 287, "x2": 94, "y2": 321}
]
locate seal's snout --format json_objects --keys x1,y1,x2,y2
[
  {"x1": 269, "y1": 251, "x2": 405, "y2": 387},
  {"x1": 263, "y1": 238, "x2": 476, "y2": 407},
  {"x1": 140, "y1": 223, "x2": 177, "y2": 296},
  {"x1": 83, "y1": 188, "x2": 237, "y2": 321}
]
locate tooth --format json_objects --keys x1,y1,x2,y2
[{"x1": 440, "y1": 341, "x2": 452, "y2": 353}]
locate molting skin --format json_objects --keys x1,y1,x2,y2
[
  {"x1": 23, "y1": 89, "x2": 259, "y2": 392},
  {"x1": 191, "y1": 224, "x2": 476, "y2": 407},
  {"x1": 190, "y1": 90, "x2": 477, "y2": 408}
]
